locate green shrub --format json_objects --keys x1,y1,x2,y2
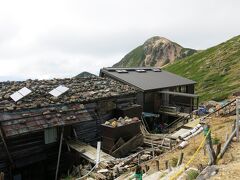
[
  {"x1": 186, "y1": 169, "x2": 199, "y2": 180},
  {"x1": 212, "y1": 137, "x2": 220, "y2": 145},
  {"x1": 170, "y1": 157, "x2": 178, "y2": 167}
]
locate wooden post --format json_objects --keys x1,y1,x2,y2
[
  {"x1": 225, "y1": 133, "x2": 229, "y2": 142},
  {"x1": 0, "y1": 129, "x2": 13, "y2": 165},
  {"x1": 55, "y1": 127, "x2": 64, "y2": 180},
  {"x1": 236, "y1": 98, "x2": 240, "y2": 141},
  {"x1": 0, "y1": 172, "x2": 4, "y2": 180},
  {"x1": 215, "y1": 143, "x2": 221, "y2": 157},
  {"x1": 73, "y1": 128, "x2": 78, "y2": 139},
  {"x1": 218, "y1": 128, "x2": 237, "y2": 159},
  {"x1": 96, "y1": 141, "x2": 101, "y2": 168},
  {"x1": 165, "y1": 160, "x2": 168, "y2": 170},
  {"x1": 232, "y1": 120, "x2": 236, "y2": 132},
  {"x1": 168, "y1": 162, "x2": 172, "y2": 172},
  {"x1": 137, "y1": 154, "x2": 140, "y2": 165},
  {"x1": 177, "y1": 152, "x2": 184, "y2": 166},
  {"x1": 151, "y1": 139, "x2": 155, "y2": 159},
  {"x1": 155, "y1": 160, "x2": 160, "y2": 171},
  {"x1": 145, "y1": 165, "x2": 149, "y2": 172},
  {"x1": 203, "y1": 124, "x2": 216, "y2": 165}
]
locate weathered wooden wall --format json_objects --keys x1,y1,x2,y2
[{"x1": 0, "y1": 94, "x2": 138, "y2": 180}]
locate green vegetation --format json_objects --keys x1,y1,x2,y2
[
  {"x1": 165, "y1": 35, "x2": 240, "y2": 102},
  {"x1": 113, "y1": 45, "x2": 146, "y2": 67},
  {"x1": 212, "y1": 136, "x2": 221, "y2": 145},
  {"x1": 186, "y1": 169, "x2": 199, "y2": 180},
  {"x1": 170, "y1": 157, "x2": 178, "y2": 167},
  {"x1": 75, "y1": 71, "x2": 96, "y2": 78}
]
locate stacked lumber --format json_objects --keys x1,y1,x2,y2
[{"x1": 68, "y1": 141, "x2": 164, "y2": 179}]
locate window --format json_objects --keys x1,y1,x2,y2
[
  {"x1": 116, "y1": 69, "x2": 128, "y2": 73},
  {"x1": 152, "y1": 68, "x2": 161, "y2": 72},
  {"x1": 44, "y1": 127, "x2": 57, "y2": 144},
  {"x1": 136, "y1": 69, "x2": 146, "y2": 73},
  {"x1": 180, "y1": 86, "x2": 187, "y2": 93}
]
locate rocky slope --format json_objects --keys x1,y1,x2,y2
[
  {"x1": 113, "y1": 36, "x2": 196, "y2": 67},
  {"x1": 165, "y1": 35, "x2": 240, "y2": 102}
]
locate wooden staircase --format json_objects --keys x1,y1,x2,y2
[{"x1": 166, "y1": 114, "x2": 191, "y2": 133}]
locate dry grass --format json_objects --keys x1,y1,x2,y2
[{"x1": 145, "y1": 116, "x2": 235, "y2": 172}]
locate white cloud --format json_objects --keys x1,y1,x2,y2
[{"x1": 0, "y1": 0, "x2": 240, "y2": 80}]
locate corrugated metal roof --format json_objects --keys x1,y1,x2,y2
[{"x1": 100, "y1": 68, "x2": 196, "y2": 91}]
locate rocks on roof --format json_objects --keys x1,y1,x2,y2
[{"x1": 0, "y1": 77, "x2": 136, "y2": 112}]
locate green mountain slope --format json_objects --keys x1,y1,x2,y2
[
  {"x1": 165, "y1": 35, "x2": 240, "y2": 102},
  {"x1": 113, "y1": 36, "x2": 196, "y2": 67},
  {"x1": 75, "y1": 71, "x2": 97, "y2": 78}
]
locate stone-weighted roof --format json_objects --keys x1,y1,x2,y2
[{"x1": 0, "y1": 77, "x2": 137, "y2": 112}]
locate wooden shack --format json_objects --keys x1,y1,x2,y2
[
  {"x1": 0, "y1": 77, "x2": 140, "y2": 180},
  {"x1": 100, "y1": 68, "x2": 199, "y2": 130},
  {"x1": 100, "y1": 67, "x2": 199, "y2": 114}
]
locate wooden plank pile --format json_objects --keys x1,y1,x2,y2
[{"x1": 67, "y1": 139, "x2": 164, "y2": 179}]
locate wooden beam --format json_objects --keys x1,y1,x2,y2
[
  {"x1": 236, "y1": 98, "x2": 240, "y2": 141},
  {"x1": 112, "y1": 134, "x2": 143, "y2": 158},
  {"x1": 177, "y1": 152, "x2": 184, "y2": 166},
  {"x1": 218, "y1": 128, "x2": 236, "y2": 159},
  {"x1": 0, "y1": 172, "x2": 4, "y2": 180},
  {"x1": 55, "y1": 127, "x2": 64, "y2": 180},
  {"x1": 0, "y1": 128, "x2": 13, "y2": 164},
  {"x1": 215, "y1": 143, "x2": 221, "y2": 157},
  {"x1": 204, "y1": 125, "x2": 216, "y2": 165}
]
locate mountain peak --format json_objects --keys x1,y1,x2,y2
[
  {"x1": 113, "y1": 36, "x2": 196, "y2": 68},
  {"x1": 144, "y1": 36, "x2": 172, "y2": 45}
]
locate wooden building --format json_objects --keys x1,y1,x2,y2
[
  {"x1": 0, "y1": 77, "x2": 140, "y2": 180},
  {"x1": 100, "y1": 68, "x2": 199, "y2": 125}
]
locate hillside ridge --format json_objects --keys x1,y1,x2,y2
[
  {"x1": 113, "y1": 36, "x2": 197, "y2": 68},
  {"x1": 165, "y1": 35, "x2": 240, "y2": 101}
]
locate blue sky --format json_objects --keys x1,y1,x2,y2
[{"x1": 0, "y1": 0, "x2": 240, "y2": 80}]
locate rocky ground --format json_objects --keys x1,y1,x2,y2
[
  {"x1": 211, "y1": 140, "x2": 240, "y2": 179},
  {"x1": 121, "y1": 115, "x2": 237, "y2": 179}
]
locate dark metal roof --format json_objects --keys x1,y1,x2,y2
[{"x1": 100, "y1": 68, "x2": 196, "y2": 91}]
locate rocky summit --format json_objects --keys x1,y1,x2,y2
[{"x1": 113, "y1": 36, "x2": 196, "y2": 68}]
